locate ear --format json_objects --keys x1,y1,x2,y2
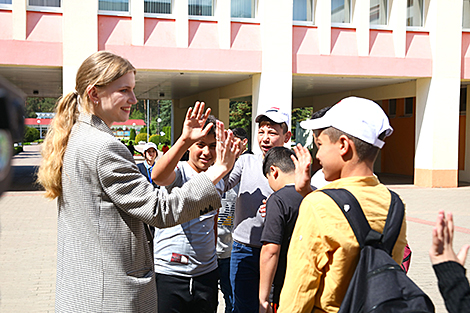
[
  {"x1": 86, "y1": 85, "x2": 99, "y2": 104},
  {"x1": 270, "y1": 165, "x2": 279, "y2": 179},
  {"x1": 338, "y1": 135, "x2": 352, "y2": 157},
  {"x1": 283, "y1": 130, "x2": 292, "y2": 143}
]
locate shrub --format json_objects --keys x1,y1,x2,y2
[
  {"x1": 130, "y1": 128, "x2": 136, "y2": 141},
  {"x1": 24, "y1": 126, "x2": 40, "y2": 143},
  {"x1": 149, "y1": 134, "x2": 161, "y2": 146},
  {"x1": 135, "y1": 132, "x2": 148, "y2": 144}
]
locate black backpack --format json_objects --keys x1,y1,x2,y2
[{"x1": 320, "y1": 188, "x2": 435, "y2": 313}]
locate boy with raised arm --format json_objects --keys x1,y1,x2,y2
[
  {"x1": 278, "y1": 97, "x2": 407, "y2": 313},
  {"x1": 151, "y1": 112, "x2": 235, "y2": 313},
  {"x1": 224, "y1": 107, "x2": 292, "y2": 313},
  {"x1": 259, "y1": 147, "x2": 307, "y2": 313}
]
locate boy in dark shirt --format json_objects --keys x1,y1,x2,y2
[{"x1": 259, "y1": 147, "x2": 309, "y2": 313}]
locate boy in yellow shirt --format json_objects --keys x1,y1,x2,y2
[{"x1": 278, "y1": 97, "x2": 407, "y2": 313}]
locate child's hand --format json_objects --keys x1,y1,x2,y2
[
  {"x1": 292, "y1": 143, "x2": 313, "y2": 197},
  {"x1": 181, "y1": 101, "x2": 213, "y2": 143},
  {"x1": 206, "y1": 121, "x2": 240, "y2": 185},
  {"x1": 215, "y1": 120, "x2": 239, "y2": 173},
  {"x1": 258, "y1": 199, "x2": 267, "y2": 218},
  {"x1": 429, "y1": 210, "x2": 470, "y2": 266}
]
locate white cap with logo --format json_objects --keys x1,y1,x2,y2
[
  {"x1": 255, "y1": 107, "x2": 290, "y2": 127},
  {"x1": 300, "y1": 97, "x2": 393, "y2": 148}
]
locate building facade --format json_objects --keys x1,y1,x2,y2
[{"x1": 1, "y1": 0, "x2": 469, "y2": 187}]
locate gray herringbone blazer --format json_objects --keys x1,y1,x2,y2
[{"x1": 55, "y1": 113, "x2": 221, "y2": 312}]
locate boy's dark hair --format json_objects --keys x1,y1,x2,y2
[
  {"x1": 232, "y1": 127, "x2": 247, "y2": 140},
  {"x1": 314, "y1": 127, "x2": 386, "y2": 163},
  {"x1": 204, "y1": 115, "x2": 218, "y2": 137},
  {"x1": 257, "y1": 116, "x2": 288, "y2": 134},
  {"x1": 262, "y1": 147, "x2": 296, "y2": 177},
  {"x1": 310, "y1": 106, "x2": 332, "y2": 119}
]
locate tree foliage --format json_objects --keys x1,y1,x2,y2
[
  {"x1": 24, "y1": 126, "x2": 40, "y2": 142},
  {"x1": 291, "y1": 107, "x2": 313, "y2": 141},
  {"x1": 229, "y1": 101, "x2": 252, "y2": 136},
  {"x1": 129, "y1": 128, "x2": 136, "y2": 141},
  {"x1": 25, "y1": 97, "x2": 57, "y2": 118}
]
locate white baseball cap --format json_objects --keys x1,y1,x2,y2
[
  {"x1": 255, "y1": 107, "x2": 290, "y2": 127},
  {"x1": 300, "y1": 97, "x2": 393, "y2": 148},
  {"x1": 143, "y1": 142, "x2": 158, "y2": 154}
]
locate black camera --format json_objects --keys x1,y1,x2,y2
[{"x1": 0, "y1": 76, "x2": 26, "y2": 196}]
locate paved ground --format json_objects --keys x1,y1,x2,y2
[{"x1": 1, "y1": 145, "x2": 470, "y2": 312}]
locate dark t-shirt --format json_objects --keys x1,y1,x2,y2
[{"x1": 260, "y1": 184, "x2": 304, "y2": 300}]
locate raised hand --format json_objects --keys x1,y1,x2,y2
[
  {"x1": 181, "y1": 101, "x2": 213, "y2": 143},
  {"x1": 292, "y1": 143, "x2": 313, "y2": 197},
  {"x1": 429, "y1": 210, "x2": 470, "y2": 266},
  {"x1": 206, "y1": 120, "x2": 240, "y2": 185}
]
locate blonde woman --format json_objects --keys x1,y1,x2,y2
[{"x1": 37, "y1": 51, "x2": 238, "y2": 312}]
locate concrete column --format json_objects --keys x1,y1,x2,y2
[
  {"x1": 12, "y1": 0, "x2": 27, "y2": 40},
  {"x1": 389, "y1": 0, "x2": 406, "y2": 58},
  {"x1": 131, "y1": 0, "x2": 145, "y2": 46},
  {"x1": 353, "y1": 0, "x2": 370, "y2": 56},
  {"x1": 315, "y1": 0, "x2": 331, "y2": 55},
  {"x1": 175, "y1": 0, "x2": 189, "y2": 48},
  {"x1": 251, "y1": 0, "x2": 293, "y2": 154},
  {"x1": 217, "y1": 0, "x2": 231, "y2": 49},
  {"x1": 218, "y1": 99, "x2": 230, "y2": 129},
  {"x1": 62, "y1": 0, "x2": 98, "y2": 94},
  {"x1": 414, "y1": 0, "x2": 463, "y2": 187}
]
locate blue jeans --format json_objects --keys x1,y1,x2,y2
[
  {"x1": 218, "y1": 258, "x2": 233, "y2": 313},
  {"x1": 230, "y1": 241, "x2": 261, "y2": 313}
]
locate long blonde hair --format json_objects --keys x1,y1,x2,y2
[{"x1": 37, "y1": 51, "x2": 135, "y2": 199}]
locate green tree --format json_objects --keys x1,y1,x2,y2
[
  {"x1": 229, "y1": 100, "x2": 252, "y2": 134},
  {"x1": 24, "y1": 126, "x2": 40, "y2": 142},
  {"x1": 129, "y1": 108, "x2": 145, "y2": 120},
  {"x1": 140, "y1": 126, "x2": 147, "y2": 134},
  {"x1": 25, "y1": 97, "x2": 57, "y2": 118},
  {"x1": 291, "y1": 107, "x2": 313, "y2": 141},
  {"x1": 129, "y1": 128, "x2": 136, "y2": 141}
]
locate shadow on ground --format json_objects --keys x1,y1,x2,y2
[{"x1": 7, "y1": 165, "x2": 43, "y2": 191}]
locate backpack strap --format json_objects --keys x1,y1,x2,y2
[
  {"x1": 381, "y1": 190, "x2": 405, "y2": 254},
  {"x1": 320, "y1": 188, "x2": 404, "y2": 254}
]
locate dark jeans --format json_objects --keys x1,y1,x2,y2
[
  {"x1": 156, "y1": 268, "x2": 219, "y2": 313},
  {"x1": 230, "y1": 241, "x2": 261, "y2": 313},
  {"x1": 218, "y1": 257, "x2": 233, "y2": 313}
]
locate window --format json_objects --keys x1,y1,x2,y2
[
  {"x1": 389, "y1": 99, "x2": 396, "y2": 117},
  {"x1": 189, "y1": 0, "x2": 213, "y2": 16},
  {"x1": 463, "y1": 0, "x2": 470, "y2": 28},
  {"x1": 370, "y1": 0, "x2": 387, "y2": 25},
  {"x1": 99, "y1": 0, "x2": 129, "y2": 12},
  {"x1": 144, "y1": 0, "x2": 171, "y2": 14},
  {"x1": 293, "y1": 0, "x2": 313, "y2": 22},
  {"x1": 29, "y1": 0, "x2": 60, "y2": 7},
  {"x1": 331, "y1": 0, "x2": 351, "y2": 24},
  {"x1": 407, "y1": 0, "x2": 423, "y2": 27},
  {"x1": 145, "y1": 0, "x2": 171, "y2": 14},
  {"x1": 460, "y1": 87, "x2": 467, "y2": 113},
  {"x1": 231, "y1": 0, "x2": 255, "y2": 18},
  {"x1": 405, "y1": 97, "x2": 413, "y2": 116},
  {"x1": 0, "y1": 0, "x2": 12, "y2": 4}
]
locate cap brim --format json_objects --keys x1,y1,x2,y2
[{"x1": 300, "y1": 117, "x2": 331, "y2": 130}]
